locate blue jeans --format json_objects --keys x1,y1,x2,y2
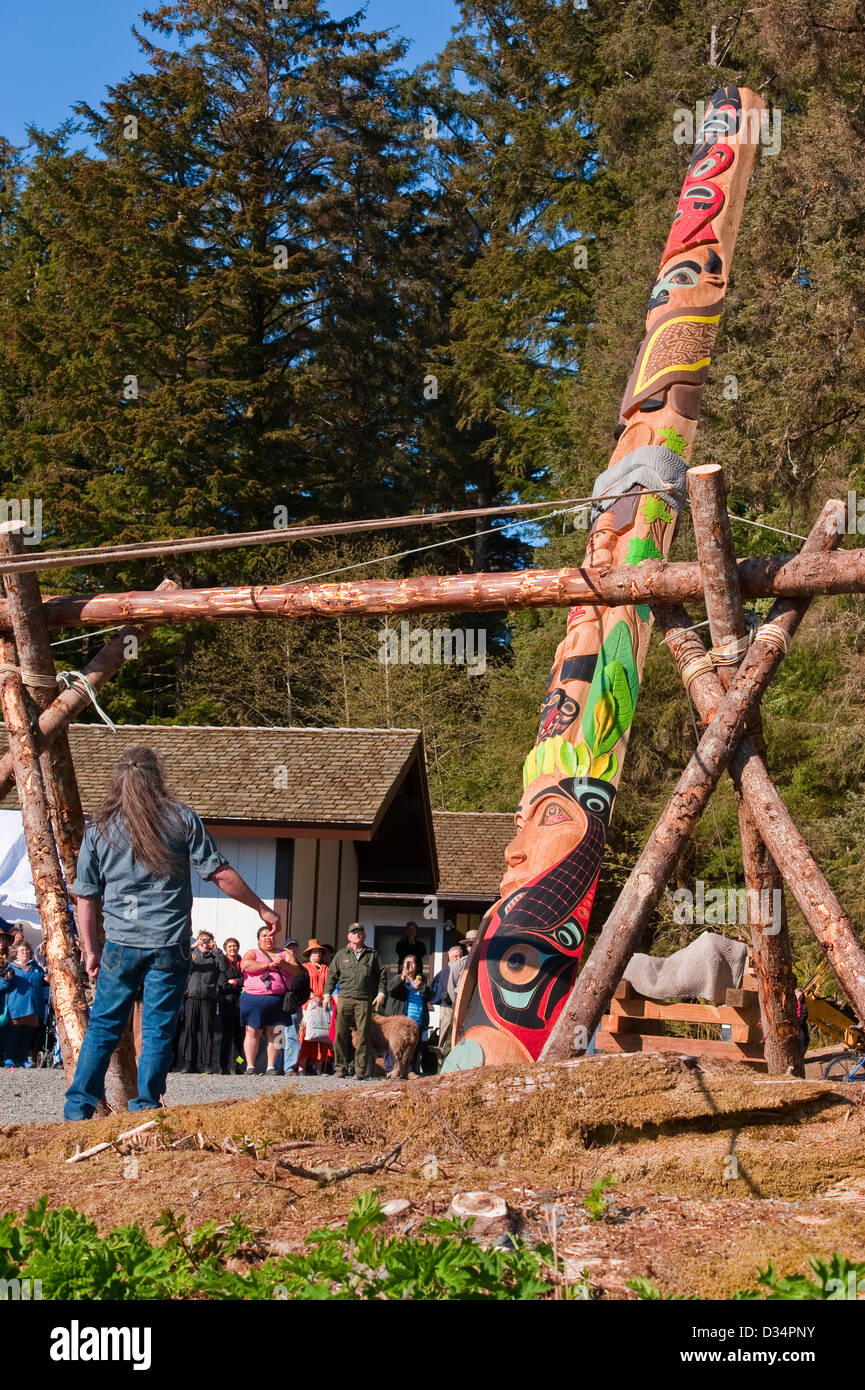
[{"x1": 64, "y1": 941, "x2": 191, "y2": 1121}]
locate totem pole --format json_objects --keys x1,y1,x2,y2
[{"x1": 445, "y1": 86, "x2": 766, "y2": 1071}]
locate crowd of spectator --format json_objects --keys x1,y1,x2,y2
[{"x1": 0, "y1": 914, "x2": 476, "y2": 1078}]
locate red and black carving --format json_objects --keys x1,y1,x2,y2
[
  {"x1": 662, "y1": 85, "x2": 741, "y2": 264},
  {"x1": 457, "y1": 780, "x2": 613, "y2": 1059},
  {"x1": 538, "y1": 687, "x2": 580, "y2": 740}
]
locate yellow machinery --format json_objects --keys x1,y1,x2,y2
[{"x1": 803, "y1": 966, "x2": 865, "y2": 1080}]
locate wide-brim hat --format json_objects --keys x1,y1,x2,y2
[{"x1": 303, "y1": 938, "x2": 327, "y2": 957}]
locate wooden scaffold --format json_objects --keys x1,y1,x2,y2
[{"x1": 1, "y1": 459, "x2": 865, "y2": 1095}]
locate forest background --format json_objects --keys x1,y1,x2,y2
[{"x1": 1, "y1": 0, "x2": 864, "y2": 974}]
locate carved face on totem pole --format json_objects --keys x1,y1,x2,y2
[
  {"x1": 448, "y1": 773, "x2": 613, "y2": 1068},
  {"x1": 445, "y1": 84, "x2": 762, "y2": 1072}
]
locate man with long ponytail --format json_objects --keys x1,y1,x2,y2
[{"x1": 64, "y1": 746, "x2": 282, "y2": 1121}]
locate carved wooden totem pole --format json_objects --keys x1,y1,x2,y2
[{"x1": 445, "y1": 86, "x2": 766, "y2": 1071}]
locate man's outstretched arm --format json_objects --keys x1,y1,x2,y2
[{"x1": 208, "y1": 865, "x2": 281, "y2": 931}]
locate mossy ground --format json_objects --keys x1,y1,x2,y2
[{"x1": 1, "y1": 1053, "x2": 863, "y2": 1298}]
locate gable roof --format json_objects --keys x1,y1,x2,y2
[
  {"x1": 0, "y1": 725, "x2": 425, "y2": 834},
  {"x1": 432, "y1": 810, "x2": 513, "y2": 901}
]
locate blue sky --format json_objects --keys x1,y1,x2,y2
[{"x1": 0, "y1": 0, "x2": 462, "y2": 147}]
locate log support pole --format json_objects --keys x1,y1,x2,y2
[
  {"x1": 0, "y1": 528, "x2": 172, "y2": 1106},
  {"x1": 0, "y1": 525, "x2": 85, "y2": 886},
  {"x1": 658, "y1": 605, "x2": 865, "y2": 1029},
  {"x1": 0, "y1": 608, "x2": 90, "y2": 1085},
  {"x1": 0, "y1": 578, "x2": 179, "y2": 800},
  {"x1": 687, "y1": 464, "x2": 803, "y2": 1075}
]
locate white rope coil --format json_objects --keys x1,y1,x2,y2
[
  {"x1": 707, "y1": 631, "x2": 754, "y2": 667},
  {"x1": 56, "y1": 671, "x2": 118, "y2": 733},
  {"x1": 679, "y1": 652, "x2": 716, "y2": 696}
]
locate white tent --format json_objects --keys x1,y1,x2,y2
[{"x1": 0, "y1": 809, "x2": 44, "y2": 944}]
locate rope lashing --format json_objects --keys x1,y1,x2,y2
[
  {"x1": 679, "y1": 652, "x2": 717, "y2": 697},
  {"x1": 676, "y1": 622, "x2": 788, "y2": 696},
  {"x1": 752, "y1": 620, "x2": 791, "y2": 656},
  {"x1": 56, "y1": 671, "x2": 119, "y2": 733},
  {"x1": 0, "y1": 663, "x2": 58, "y2": 688},
  {"x1": 706, "y1": 631, "x2": 754, "y2": 668}
]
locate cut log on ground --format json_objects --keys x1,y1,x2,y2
[{"x1": 687, "y1": 465, "x2": 803, "y2": 1076}]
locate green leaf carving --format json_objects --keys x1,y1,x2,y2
[
  {"x1": 582, "y1": 619, "x2": 640, "y2": 753},
  {"x1": 593, "y1": 660, "x2": 635, "y2": 754},
  {"x1": 626, "y1": 535, "x2": 664, "y2": 565},
  {"x1": 592, "y1": 691, "x2": 616, "y2": 752},
  {"x1": 590, "y1": 751, "x2": 618, "y2": 781},
  {"x1": 635, "y1": 603, "x2": 651, "y2": 623},
  {"x1": 640, "y1": 495, "x2": 673, "y2": 525},
  {"x1": 574, "y1": 741, "x2": 592, "y2": 777},
  {"x1": 658, "y1": 426, "x2": 687, "y2": 455}
]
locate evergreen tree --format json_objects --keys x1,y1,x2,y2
[
  {"x1": 418, "y1": 0, "x2": 617, "y2": 506},
  {"x1": 0, "y1": 0, "x2": 442, "y2": 552}
]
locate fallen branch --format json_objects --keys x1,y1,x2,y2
[
  {"x1": 65, "y1": 1119, "x2": 158, "y2": 1163},
  {"x1": 275, "y1": 1141, "x2": 404, "y2": 1186},
  {"x1": 428, "y1": 1106, "x2": 483, "y2": 1165}
]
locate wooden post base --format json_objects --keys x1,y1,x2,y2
[{"x1": 593, "y1": 980, "x2": 768, "y2": 1070}]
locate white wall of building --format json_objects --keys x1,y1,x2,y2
[
  {"x1": 189, "y1": 831, "x2": 361, "y2": 955},
  {"x1": 358, "y1": 900, "x2": 445, "y2": 979},
  {"x1": 290, "y1": 838, "x2": 358, "y2": 947},
  {"x1": 191, "y1": 833, "x2": 276, "y2": 953}
]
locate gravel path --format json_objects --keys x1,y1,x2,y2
[{"x1": 0, "y1": 1068, "x2": 377, "y2": 1126}]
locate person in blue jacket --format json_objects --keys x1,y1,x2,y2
[{"x1": 0, "y1": 942, "x2": 47, "y2": 1068}]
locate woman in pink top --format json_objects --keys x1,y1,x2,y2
[{"x1": 239, "y1": 925, "x2": 301, "y2": 1074}]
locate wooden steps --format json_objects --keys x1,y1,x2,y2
[{"x1": 594, "y1": 979, "x2": 767, "y2": 1070}]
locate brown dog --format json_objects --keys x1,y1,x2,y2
[{"x1": 351, "y1": 1013, "x2": 420, "y2": 1079}]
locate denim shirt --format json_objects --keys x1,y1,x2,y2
[{"x1": 71, "y1": 805, "x2": 227, "y2": 948}]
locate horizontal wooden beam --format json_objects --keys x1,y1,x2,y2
[{"x1": 4, "y1": 546, "x2": 865, "y2": 629}]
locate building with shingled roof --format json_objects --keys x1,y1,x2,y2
[{"x1": 0, "y1": 724, "x2": 514, "y2": 978}]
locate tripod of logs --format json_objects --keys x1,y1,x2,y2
[
  {"x1": 541, "y1": 467, "x2": 865, "y2": 1075},
  {"x1": 1, "y1": 460, "x2": 864, "y2": 1107}
]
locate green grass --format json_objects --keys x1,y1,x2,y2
[{"x1": 0, "y1": 1192, "x2": 559, "y2": 1301}]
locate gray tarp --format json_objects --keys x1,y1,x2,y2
[{"x1": 623, "y1": 931, "x2": 748, "y2": 1004}]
